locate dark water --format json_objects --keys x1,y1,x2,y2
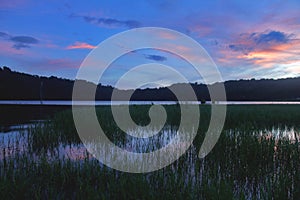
[
  {"x1": 1, "y1": 100, "x2": 300, "y2": 128},
  {"x1": 0, "y1": 104, "x2": 70, "y2": 130}
]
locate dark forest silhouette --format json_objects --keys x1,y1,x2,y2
[{"x1": 1, "y1": 66, "x2": 300, "y2": 101}]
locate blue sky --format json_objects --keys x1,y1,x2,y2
[{"x1": 1, "y1": 0, "x2": 300, "y2": 87}]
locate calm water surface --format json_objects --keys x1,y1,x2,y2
[{"x1": 1, "y1": 100, "x2": 300, "y2": 105}]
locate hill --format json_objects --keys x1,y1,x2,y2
[{"x1": 1, "y1": 66, "x2": 300, "y2": 101}]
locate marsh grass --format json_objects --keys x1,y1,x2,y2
[{"x1": 0, "y1": 105, "x2": 300, "y2": 199}]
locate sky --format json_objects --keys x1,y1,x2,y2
[{"x1": 1, "y1": 0, "x2": 300, "y2": 88}]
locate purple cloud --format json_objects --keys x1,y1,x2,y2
[
  {"x1": 12, "y1": 43, "x2": 30, "y2": 50},
  {"x1": 0, "y1": 32, "x2": 39, "y2": 50},
  {"x1": 144, "y1": 54, "x2": 167, "y2": 62},
  {"x1": 10, "y1": 36, "x2": 39, "y2": 44},
  {"x1": 0, "y1": 32, "x2": 10, "y2": 38},
  {"x1": 229, "y1": 30, "x2": 293, "y2": 54},
  {"x1": 10, "y1": 36, "x2": 39, "y2": 49},
  {"x1": 73, "y1": 14, "x2": 141, "y2": 29},
  {"x1": 252, "y1": 31, "x2": 292, "y2": 45}
]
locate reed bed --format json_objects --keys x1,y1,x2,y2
[{"x1": 0, "y1": 105, "x2": 300, "y2": 199}]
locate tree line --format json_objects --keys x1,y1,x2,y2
[{"x1": 1, "y1": 66, "x2": 300, "y2": 101}]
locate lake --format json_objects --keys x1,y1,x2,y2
[
  {"x1": 1, "y1": 100, "x2": 300, "y2": 105},
  {"x1": 1, "y1": 103, "x2": 300, "y2": 199}
]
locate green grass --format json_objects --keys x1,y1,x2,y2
[{"x1": 0, "y1": 104, "x2": 300, "y2": 199}]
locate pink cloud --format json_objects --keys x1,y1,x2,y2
[
  {"x1": 66, "y1": 42, "x2": 96, "y2": 50},
  {"x1": 151, "y1": 30, "x2": 179, "y2": 40},
  {"x1": 43, "y1": 42, "x2": 60, "y2": 49},
  {"x1": 43, "y1": 58, "x2": 80, "y2": 70},
  {"x1": 15, "y1": 57, "x2": 80, "y2": 71},
  {"x1": 220, "y1": 29, "x2": 300, "y2": 69},
  {"x1": 189, "y1": 24, "x2": 212, "y2": 37},
  {"x1": 0, "y1": 40, "x2": 32, "y2": 55},
  {"x1": 235, "y1": 39, "x2": 300, "y2": 68}
]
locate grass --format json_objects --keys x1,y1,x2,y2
[{"x1": 0, "y1": 104, "x2": 300, "y2": 199}]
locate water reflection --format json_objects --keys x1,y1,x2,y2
[
  {"x1": 1, "y1": 121, "x2": 299, "y2": 199},
  {"x1": 260, "y1": 127, "x2": 300, "y2": 142},
  {"x1": 1, "y1": 122, "x2": 299, "y2": 162}
]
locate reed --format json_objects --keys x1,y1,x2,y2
[{"x1": 0, "y1": 104, "x2": 299, "y2": 199}]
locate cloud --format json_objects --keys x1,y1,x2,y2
[
  {"x1": 19, "y1": 57, "x2": 80, "y2": 70},
  {"x1": 83, "y1": 16, "x2": 96, "y2": 23},
  {"x1": 45, "y1": 58, "x2": 79, "y2": 69},
  {"x1": 187, "y1": 24, "x2": 213, "y2": 37},
  {"x1": 0, "y1": 40, "x2": 32, "y2": 55},
  {"x1": 229, "y1": 30, "x2": 293, "y2": 54},
  {"x1": 98, "y1": 18, "x2": 141, "y2": 28},
  {"x1": 228, "y1": 44, "x2": 251, "y2": 52},
  {"x1": 254, "y1": 31, "x2": 291, "y2": 44},
  {"x1": 222, "y1": 30, "x2": 300, "y2": 69},
  {"x1": 0, "y1": 32, "x2": 39, "y2": 50},
  {"x1": 67, "y1": 41, "x2": 96, "y2": 50},
  {"x1": 73, "y1": 14, "x2": 141, "y2": 29},
  {"x1": 0, "y1": 32, "x2": 10, "y2": 38},
  {"x1": 144, "y1": 54, "x2": 167, "y2": 61},
  {"x1": 10, "y1": 36, "x2": 39, "y2": 44},
  {"x1": 10, "y1": 36, "x2": 39, "y2": 49},
  {"x1": 13, "y1": 43, "x2": 30, "y2": 50}
]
